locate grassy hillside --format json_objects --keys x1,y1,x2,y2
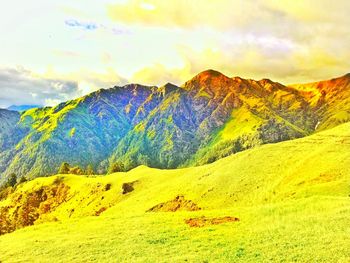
[{"x1": 0, "y1": 122, "x2": 349, "y2": 262}]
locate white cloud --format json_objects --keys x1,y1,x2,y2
[{"x1": 44, "y1": 98, "x2": 63, "y2": 107}]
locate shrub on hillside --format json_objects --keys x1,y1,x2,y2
[
  {"x1": 53, "y1": 176, "x2": 63, "y2": 185},
  {"x1": 18, "y1": 176, "x2": 28, "y2": 184},
  {"x1": 58, "y1": 162, "x2": 70, "y2": 174},
  {"x1": 86, "y1": 164, "x2": 94, "y2": 175},
  {"x1": 6, "y1": 173, "x2": 17, "y2": 188},
  {"x1": 0, "y1": 174, "x2": 18, "y2": 201},
  {"x1": 57, "y1": 162, "x2": 84, "y2": 175},
  {"x1": 69, "y1": 166, "x2": 84, "y2": 175},
  {"x1": 109, "y1": 161, "x2": 125, "y2": 173},
  {"x1": 0, "y1": 186, "x2": 13, "y2": 201}
]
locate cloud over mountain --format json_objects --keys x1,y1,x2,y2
[{"x1": 0, "y1": 67, "x2": 79, "y2": 108}]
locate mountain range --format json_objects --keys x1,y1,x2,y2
[
  {"x1": 0, "y1": 70, "x2": 349, "y2": 181},
  {"x1": 6, "y1": 105, "x2": 42, "y2": 112}
]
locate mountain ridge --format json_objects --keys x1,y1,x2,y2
[
  {"x1": 0, "y1": 70, "x2": 349, "y2": 180},
  {"x1": 7, "y1": 105, "x2": 42, "y2": 112}
]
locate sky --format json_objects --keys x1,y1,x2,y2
[{"x1": 0, "y1": 0, "x2": 349, "y2": 108}]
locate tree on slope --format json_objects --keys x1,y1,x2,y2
[
  {"x1": 109, "y1": 161, "x2": 125, "y2": 173},
  {"x1": 6, "y1": 173, "x2": 17, "y2": 187},
  {"x1": 86, "y1": 164, "x2": 94, "y2": 175},
  {"x1": 58, "y1": 162, "x2": 70, "y2": 174}
]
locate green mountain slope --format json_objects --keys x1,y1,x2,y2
[
  {"x1": 0, "y1": 109, "x2": 28, "y2": 174},
  {"x1": 0, "y1": 84, "x2": 163, "y2": 179},
  {"x1": 0, "y1": 122, "x2": 349, "y2": 262},
  {"x1": 0, "y1": 109, "x2": 22, "y2": 150},
  {"x1": 291, "y1": 73, "x2": 350, "y2": 130}
]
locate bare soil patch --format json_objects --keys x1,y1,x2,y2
[
  {"x1": 185, "y1": 216, "x2": 239, "y2": 227},
  {"x1": 147, "y1": 195, "x2": 201, "y2": 212},
  {"x1": 121, "y1": 180, "x2": 138, "y2": 194}
]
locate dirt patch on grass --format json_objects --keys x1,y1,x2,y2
[
  {"x1": 95, "y1": 207, "x2": 108, "y2": 216},
  {"x1": 122, "y1": 183, "x2": 134, "y2": 194},
  {"x1": 185, "y1": 216, "x2": 239, "y2": 227},
  {"x1": 104, "y1": 183, "x2": 111, "y2": 191},
  {"x1": 121, "y1": 180, "x2": 139, "y2": 194},
  {"x1": 147, "y1": 195, "x2": 201, "y2": 212}
]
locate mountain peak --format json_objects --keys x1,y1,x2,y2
[
  {"x1": 182, "y1": 69, "x2": 234, "y2": 94},
  {"x1": 258, "y1": 78, "x2": 274, "y2": 85},
  {"x1": 194, "y1": 69, "x2": 230, "y2": 80},
  {"x1": 158, "y1": 82, "x2": 179, "y2": 95},
  {"x1": 163, "y1": 82, "x2": 178, "y2": 89}
]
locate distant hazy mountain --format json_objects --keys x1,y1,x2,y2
[
  {"x1": 0, "y1": 70, "x2": 349, "y2": 180},
  {"x1": 7, "y1": 105, "x2": 42, "y2": 112}
]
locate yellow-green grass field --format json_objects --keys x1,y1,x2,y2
[{"x1": 0, "y1": 123, "x2": 349, "y2": 262}]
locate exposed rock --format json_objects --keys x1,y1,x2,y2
[{"x1": 0, "y1": 182, "x2": 70, "y2": 235}]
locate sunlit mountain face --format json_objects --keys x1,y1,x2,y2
[{"x1": 0, "y1": 70, "x2": 349, "y2": 181}]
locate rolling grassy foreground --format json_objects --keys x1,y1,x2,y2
[{"x1": 0, "y1": 122, "x2": 349, "y2": 262}]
